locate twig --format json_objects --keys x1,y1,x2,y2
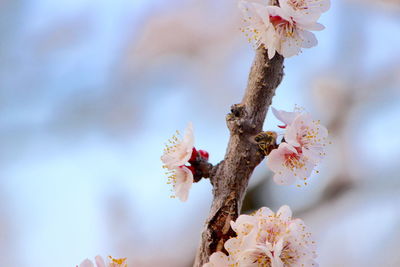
[{"x1": 193, "y1": 48, "x2": 284, "y2": 266}]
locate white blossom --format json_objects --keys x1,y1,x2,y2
[
  {"x1": 161, "y1": 123, "x2": 197, "y2": 202},
  {"x1": 280, "y1": 0, "x2": 330, "y2": 22},
  {"x1": 267, "y1": 142, "x2": 315, "y2": 185},
  {"x1": 271, "y1": 107, "x2": 300, "y2": 127},
  {"x1": 161, "y1": 122, "x2": 195, "y2": 170},
  {"x1": 78, "y1": 256, "x2": 127, "y2": 267},
  {"x1": 203, "y1": 252, "x2": 232, "y2": 267},
  {"x1": 168, "y1": 165, "x2": 194, "y2": 202},
  {"x1": 204, "y1": 206, "x2": 318, "y2": 267},
  {"x1": 284, "y1": 112, "x2": 329, "y2": 163},
  {"x1": 268, "y1": 107, "x2": 329, "y2": 185},
  {"x1": 239, "y1": 0, "x2": 328, "y2": 59}
]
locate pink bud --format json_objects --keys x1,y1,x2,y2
[{"x1": 199, "y1": 150, "x2": 209, "y2": 161}]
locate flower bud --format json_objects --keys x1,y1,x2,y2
[{"x1": 198, "y1": 150, "x2": 209, "y2": 161}]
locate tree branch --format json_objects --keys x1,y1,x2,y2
[{"x1": 193, "y1": 48, "x2": 284, "y2": 266}]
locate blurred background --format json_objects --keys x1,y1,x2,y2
[{"x1": 0, "y1": 0, "x2": 399, "y2": 266}]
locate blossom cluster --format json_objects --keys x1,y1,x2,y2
[
  {"x1": 161, "y1": 122, "x2": 209, "y2": 202},
  {"x1": 204, "y1": 206, "x2": 317, "y2": 267},
  {"x1": 160, "y1": 108, "x2": 328, "y2": 201},
  {"x1": 239, "y1": 0, "x2": 330, "y2": 58},
  {"x1": 78, "y1": 256, "x2": 127, "y2": 267},
  {"x1": 267, "y1": 107, "x2": 328, "y2": 186}
]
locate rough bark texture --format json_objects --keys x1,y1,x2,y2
[{"x1": 193, "y1": 48, "x2": 284, "y2": 266}]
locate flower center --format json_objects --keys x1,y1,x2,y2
[
  {"x1": 254, "y1": 255, "x2": 272, "y2": 267},
  {"x1": 298, "y1": 123, "x2": 322, "y2": 148},
  {"x1": 288, "y1": 0, "x2": 308, "y2": 10},
  {"x1": 269, "y1": 15, "x2": 287, "y2": 27},
  {"x1": 280, "y1": 244, "x2": 298, "y2": 265},
  {"x1": 269, "y1": 15, "x2": 295, "y2": 37},
  {"x1": 284, "y1": 153, "x2": 304, "y2": 170},
  {"x1": 109, "y1": 256, "x2": 127, "y2": 267},
  {"x1": 247, "y1": 246, "x2": 273, "y2": 267}
]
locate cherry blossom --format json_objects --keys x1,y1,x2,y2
[
  {"x1": 268, "y1": 107, "x2": 329, "y2": 184},
  {"x1": 161, "y1": 123, "x2": 212, "y2": 201},
  {"x1": 284, "y1": 112, "x2": 328, "y2": 163},
  {"x1": 204, "y1": 206, "x2": 318, "y2": 267},
  {"x1": 281, "y1": 0, "x2": 330, "y2": 21},
  {"x1": 271, "y1": 107, "x2": 300, "y2": 128},
  {"x1": 161, "y1": 123, "x2": 197, "y2": 202},
  {"x1": 78, "y1": 256, "x2": 127, "y2": 267},
  {"x1": 267, "y1": 142, "x2": 315, "y2": 185},
  {"x1": 161, "y1": 122, "x2": 195, "y2": 170},
  {"x1": 239, "y1": 0, "x2": 328, "y2": 59},
  {"x1": 167, "y1": 165, "x2": 194, "y2": 202},
  {"x1": 202, "y1": 252, "x2": 233, "y2": 267}
]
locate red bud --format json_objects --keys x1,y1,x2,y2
[
  {"x1": 199, "y1": 150, "x2": 209, "y2": 161},
  {"x1": 189, "y1": 147, "x2": 198, "y2": 162}
]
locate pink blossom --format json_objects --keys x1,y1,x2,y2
[
  {"x1": 285, "y1": 113, "x2": 328, "y2": 163},
  {"x1": 168, "y1": 166, "x2": 194, "y2": 202},
  {"x1": 78, "y1": 256, "x2": 127, "y2": 267},
  {"x1": 202, "y1": 252, "x2": 232, "y2": 267},
  {"x1": 267, "y1": 142, "x2": 315, "y2": 185},
  {"x1": 268, "y1": 107, "x2": 329, "y2": 185},
  {"x1": 204, "y1": 206, "x2": 318, "y2": 267},
  {"x1": 280, "y1": 0, "x2": 330, "y2": 22},
  {"x1": 239, "y1": 0, "x2": 327, "y2": 59},
  {"x1": 271, "y1": 107, "x2": 300, "y2": 127},
  {"x1": 161, "y1": 122, "x2": 195, "y2": 170},
  {"x1": 161, "y1": 122, "x2": 211, "y2": 202}
]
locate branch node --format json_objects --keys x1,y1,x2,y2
[{"x1": 230, "y1": 104, "x2": 245, "y2": 118}]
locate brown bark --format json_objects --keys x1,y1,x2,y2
[{"x1": 193, "y1": 48, "x2": 284, "y2": 266}]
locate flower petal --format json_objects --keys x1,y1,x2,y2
[
  {"x1": 204, "y1": 252, "x2": 230, "y2": 267},
  {"x1": 79, "y1": 259, "x2": 94, "y2": 267},
  {"x1": 94, "y1": 256, "x2": 106, "y2": 267},
  {"x1": 161, "y1": 122, "x2": 195, "y2": 170},
  {"x1": 173, "y1": 166, "x2": 194, "y2": 202},
  {"x1": 271, "y1": 107, "x2": 299, "y2": 126},
  {"x1": 276, "y1": 205, "x2": 292, "y2": 221}
]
